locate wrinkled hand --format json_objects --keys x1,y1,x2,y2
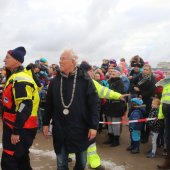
[
  {"x1": 88, "y1": 129, "x2": 97, "y2": 141},
  {"x1": 43, "y1": 126, "x2": 49, "y2": 137},
  {"x1": 119, "y1": 94, "x2": 130, "y2": 101},
  {"x1": 134, "y1": 87, "x2": 140, "y2": 92},
  {"x1": 11, "y1": 134, "x2": 20, "y2": 145}
]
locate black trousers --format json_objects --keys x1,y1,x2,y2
[
  {"x1": 1, "y1": 152, "x2": 32, "y2": 170},
  {"x1": 1, "y1": 125, "x2": 37, "y2": 170},
  {"x1": 163, "y1": 103, "x2": 170, "y2": 152}
]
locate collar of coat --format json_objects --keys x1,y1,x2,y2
[{"x1": 57, "y1": 67, "x2": 90, "y2": 80}]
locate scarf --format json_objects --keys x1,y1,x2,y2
[{"x1": 137, "y1": 73, "x2": 151, "y2": 86}]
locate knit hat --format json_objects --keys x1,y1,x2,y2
[
  {"x1": 154, "y1": 70, "x2": 164, "y2": 78},
  {"x1": 8, "y1": 47, "x2": 26, "y2": 63},
  {"x1": 131, "y1": 98, "x2": 143, "y2": 106},
  {"x1": 40, "y1": 57, "x2": 47, "y2": 63},
  {"x1": 109, "y1": 59, "x2": 117, "y2": 66},
  {"x1": 80, "y1": 62, "x2": 92, "y2": 71},
  {"x1": 112, "y1": 69, "x2": 121, "y2": 75}
]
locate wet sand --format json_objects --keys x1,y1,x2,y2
[{"x1": 0, "y1": 124, "x2": 165, "y2": 170}]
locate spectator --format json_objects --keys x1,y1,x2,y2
[
  {"x1": 147, "y1": 98, "x2": 163, "y2": 158},
  {"x1": 104, "y1": 69, "x2": 126, "y2": 147},
  {"x1": 153, "y1": 70, "x2": 165, "y2": 99},
  {"x1": 127, "y1": 98, "x2": 144, "y2": 154},
  {"x1": 132, "y1": 64, "x2": 156, "y2": 143}
]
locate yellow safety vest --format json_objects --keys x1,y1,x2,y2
[{"x1": 158, "y1": 83, "x2": 170, "y2": 119}]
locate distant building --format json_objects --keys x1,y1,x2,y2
[
  {"x1": 157, "y1": 62, "x2": 170, "y2": 69},
  {"x1": 153, "y1": 62, "x2": 170, "y2": 73}
]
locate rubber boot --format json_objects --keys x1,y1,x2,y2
[
  {"x1": 110, "y1": 136, "x2": 120, "y2": 147},
  {"x1": 103, "y1": 134, "x2": 114, "y2": 144}
]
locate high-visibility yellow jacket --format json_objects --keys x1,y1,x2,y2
[
  {"x1": 158, "y1": 83, "x2": 170, "y2": 119},
  {"x1": 2, "y1": 69, "x2": 40, "y2": 130},
  {"x1": 92, "y1": 79, "x2": 121, "y2": 100}
]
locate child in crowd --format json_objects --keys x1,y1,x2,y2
[
  {"x1": 127, "y1": 98, "x2": 144, "y2": 153},
  {"x1": 147, "y1": 98, "x2": 164, "y2": 158},
  {"x1": 38, "y1": 74, "x2": 49, "y2": 132},
  {"x1": 38, "y1": 84, "x2": 48, "y2": 131}
]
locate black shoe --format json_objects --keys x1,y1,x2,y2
[
  {"x1": 98, "y1": 129, "x2": 102, "y2": 134},
  {"x1": 110, "y1": 141, "x2": 120, "y2": 147},
  {"x1": 103, "y1": 134, "x2": 113, "y2": 144},
  {"x1": 126, "y1": 145, "x2": 133, "y2": 151},
  {"x1": 92, "y1": 165, "x2": 105, "y2": 170},
  {"x1": 131, "y1": 148, "x2": 139, "y2": 154},
  {"x1": 110, "y1": 136, "x2": 119, "y2": 147},
  {"x1": 103, "y1": 139, "x2": 112, "y2": 144},
  {"x1": 162, "y1": 149, "x2": 168, "y2": 156}
]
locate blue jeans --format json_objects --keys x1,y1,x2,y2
[
  {"x1": 38, "y1": 108, "x2": 45, "y2": 130},
  {"x1": 57, "y1": 145, "x2": 87, "y2": 170}
]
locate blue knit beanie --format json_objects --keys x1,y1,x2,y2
[
  {"x1": 8, "y1": 47, "x2": 26, "y2": 63},
  {"x1": 131, "y1": 98, "x2": 143, "y2": 106}
]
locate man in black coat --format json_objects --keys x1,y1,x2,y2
[{"x1": 43, "y1": 49, "x2": 99, "y2": 170}]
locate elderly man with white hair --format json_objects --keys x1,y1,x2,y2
[{"x1": 43, "y1": 49, "x2": 99, "y2": 170}]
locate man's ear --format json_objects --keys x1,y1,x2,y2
[{"x1": 72, "y1": 59, "x2": 76, "y2": 66}]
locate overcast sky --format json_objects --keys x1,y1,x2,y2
[{"x1": 0, "y1": 0, "x2": 170, "y2": 67}]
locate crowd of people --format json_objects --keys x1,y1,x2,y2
[{"x1": 0, "y1": 47, "x2": 170, "y2": 170}]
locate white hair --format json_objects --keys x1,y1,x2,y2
[{"x1": 62, "y1": 49, "x2": 78, "y2": 64}]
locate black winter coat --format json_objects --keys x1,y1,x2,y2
[
  {"x1": 105, "y1": 77, "x2": 126, "y2": 117},
  {"x1": 132, "y1": 73, "x2": 156, "y2": 116},
  {"x1": 43, "y1": 68, "x2": 99, "y2": 154},
  {"x1": 132, "y1": 73, "x2": 156, "y2": 100}
]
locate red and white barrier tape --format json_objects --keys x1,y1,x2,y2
[{"x1": 99, "y1": 118, "x2": 156, "y2": 125}]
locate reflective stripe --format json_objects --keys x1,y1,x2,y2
[
  {"x1": 99, "y1": 87, "x2": 105, "y2": 97},
  {"x1": 40, "y1": 108, "x2": 45, "y2": 111},
  {"x1": 162, "y1": 93, "x2": 170, "y2": 97},
  {"x1": 3, "y1": 112, "x2": 16, "y2": 122},
  {"x1": 14, "y1": 77, "x2": 32, "y2": 81},
  {"x1": 23, "y1": 116, "x2": 37, "y2": 128},
  {"x1": 3, "y1": 149, "x2": 14, "y2": 156},
  {"x1": 87, "y1": 142, "x2": 101, "y2": 168},
  {"x1": 105, "y1": 89, "x2": 111, "y2": 98},
  {"x1": 161, "y1": 100, "x2": 170, "y2": 104},
  {"x1": 88, "y1": 143, "x2": 96, "y2": 148},
  {"x1": 87, "y1": 151, "x2": 96, "y2": 156}
]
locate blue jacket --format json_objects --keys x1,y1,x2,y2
[
  {"x1": 121, "y1": 75, "x2": 130, "y2": 93},
  {"x1": 129, "y1": 108, "x2": 144, "y2": 131}
]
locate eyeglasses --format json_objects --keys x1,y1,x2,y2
[{"x1": 60, "y1": 57, "x2": 73, "y2": 61}]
